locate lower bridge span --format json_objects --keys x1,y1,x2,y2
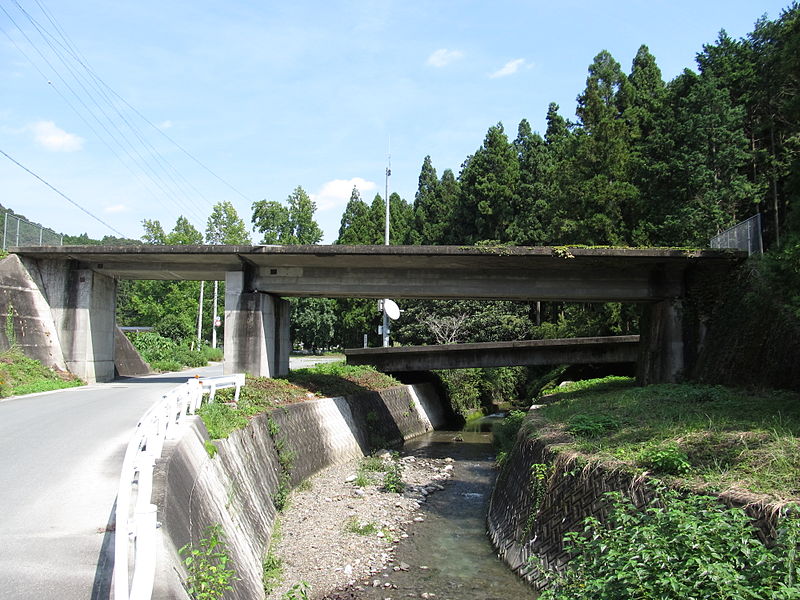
[{"x1": 344, "y1": 335, "x2": 639, "y2": 372}]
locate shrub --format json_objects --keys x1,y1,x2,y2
[
  {"x1": 493, "y1": 410, "x2": 527, "y2": 455},
  {"x1": 637, "y1": 443, "x2": 691, "y2": 475},
  {"x1": 539, "y1": 489, "x2": 800, "y2": 599}
]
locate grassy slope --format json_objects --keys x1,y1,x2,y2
[
  {"x1": 199, "y1": 362, "x2": 400, "y2": 439},
  {"x1": 536, "y1": 377, "x2": 800, "y2": 501},
  {"x1": 0, "y1": 348, "x2": 84, "y2": 397}
]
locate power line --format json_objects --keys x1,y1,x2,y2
[
  {"x1": 1, "y1": 3, "x2": 209, "y2": 225},
  {"x1": 3, "y1": 0, "x2": 255, "y2": 230},
  {"x1": 0, "y1": 148, "x2": 128, "y2": 238}
]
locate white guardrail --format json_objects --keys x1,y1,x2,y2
[{"x1": 114, "y1": 374, "x2": 245, "y2": 600}]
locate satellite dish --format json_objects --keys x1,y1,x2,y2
[{"x1": 383, "y1": 299, "x2": 401, "y2": 320}]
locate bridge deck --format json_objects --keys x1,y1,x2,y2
[
  {"x1": 12, "y1": 245, "x2": 743, "y2": 302},
  {"x1": 344, "y1": 335, "x2": 640, "y2": 371}
]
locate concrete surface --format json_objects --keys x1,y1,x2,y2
[
  {"x1": 345, "y1": 335, "x2": 640, "y2": 371},
  {"x1": 12, "y1": 244, "x2": 743, "y2": 301},
  {"x1": 153, "y1": 382, "x2": 446, "y2": 600},
  {"x1": 0, "y1": 363, "x2": 222, "y2": 600}
]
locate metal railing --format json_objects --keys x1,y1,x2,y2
[
  {"x1": 114, "y1": 374, "x2": 245, "y2": 600},
  {"x1": 1, "y1": 209, "x2": 63, "y2": 249},
  {"x1": 710, "y1": 213, "x2": 763, "y2": 255}
]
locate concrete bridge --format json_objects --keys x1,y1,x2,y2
[
  {"x1": 345, "y1": 335, "x2": 640, "y2": 371},
  {"x1": 9, "y1": 244, "x2": 743, "y2": 385}
]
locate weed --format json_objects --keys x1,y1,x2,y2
[
  {"x1": 521, "y1": 463, "x2": 552, "y2": 540},
  {"x1": 295, "y1": 478, "x2": 312, "y2": 492},
  {"x1": 263, "y1": 520, "x2": 283, "y2": 593},
  {"x1": 0, "y1": 347, "x2": 83, "y2": 398},
  {"x1": 180, "y1": 524, "x2": 237, "y2": 600},
  {"x1": 539, "y1": 488, "x2": 800, "y2": 599},
  {"x1": 493, "y1": 410, "x2": 527, "y2": 455},
  {"x1": 382, "y1": 461, "x2": 404, "y2": 493},
  {"x1": 204, "y1": 440, "x2": 218, "y2": 459},
  {"x1": 344, "y1": 517, "x2": 395, "y2": 540},
  {"x1": 637, "y1": 443, "x2": 691, "y2": 475},
  {"x1": 4, "y1": 303, "x2": 15, "y2": 347},
  {"x1": 281, "y1": 581, "x2": 310, "y2": 600},
  {"x1": 266, "y1": 418, "x2": 294, "y2": 511}
]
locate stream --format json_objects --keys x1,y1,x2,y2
[{"x1": 344, "y1": 427, "x2": 536, "y2": 600}]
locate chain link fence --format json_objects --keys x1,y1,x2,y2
[
  {"x1": 710, "y1": 213, "x2": 763, "y2": 255},
  {"x1": 1, "y1": 209, "x2": 63, "y2": 249}
]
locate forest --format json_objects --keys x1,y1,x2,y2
[{"x1": 18, "y1": 4, "x2": 797, "y2": 408}]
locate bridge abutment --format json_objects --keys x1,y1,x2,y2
[
  {"x1": 223, "y1": 271, "x2": 290, "y2": 377},
  {"x1": 22, "y1": 258, "x2": 116, "y2": 383}
]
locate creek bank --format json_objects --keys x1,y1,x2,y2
[
  {"x1": 487, "y1": 408, "x2": 787, "y2": 591},
  {"x1": 151, "y1": 383, "x2": 447, "y2": 600}
]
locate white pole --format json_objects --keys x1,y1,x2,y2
[
  {"x1": 196, "y1": 281, "x2": 205, "y2": 348},
  {"x1": 211, "y1": 280, "x2": 219, "y2": 349},
  {"x1": 382, "y1": 157, "x2": 391, "y2": 348}
]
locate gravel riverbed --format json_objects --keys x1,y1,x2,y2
[{"x1": 265, "y1": 451, "x2": 455, "y2": 600}]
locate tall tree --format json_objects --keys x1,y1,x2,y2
[
  {"x1": 563, "y1": 50, "x2": 638, "y2": 244},
  {"x1": 252, "y1": 185, "x2": 322, "y2": 245},
  {"x1": 455, "y1": 123, "x2": 520, "y2": 243},
  {"x1": 205, "y1": 201, "x2": 251, "y2": 244},
  {"x1": 286, "y1": 185, "x2": 323, "y2": 244},
  {"x1": 508, "y1": 119, "x2": 550, "y2": 244},
  {"x1": 336, "y1": 187, "x2": 373, "y2": 244},
  {"x1": 412, "y1": 155, "x2": 447, "y2": 244}
]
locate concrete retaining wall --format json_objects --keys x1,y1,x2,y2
[
  {"x1": 487, "y1": 411, "x2": 783, "y2": 591},
  {"x1": 151, "y1": 383, "x2": 445, "y2": 600}
]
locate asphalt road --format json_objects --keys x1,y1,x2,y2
[{"x1": 0, "y1": 363, "x2": 223, "y2": 600}]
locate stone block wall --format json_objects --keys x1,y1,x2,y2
[{"x1": 487, "y1": 411, "x2": 784, "y2": 591}]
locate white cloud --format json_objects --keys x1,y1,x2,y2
[
  {"x1": 312, "y1": 177, "x2": 377, "y2": 211},
  {"x1": 30, "y1": 120, "x2": 84, "y2": 152},
  {"x1": 426, "y1": 48, "x2": 463, "y2": 68},
  {"x1": 159, "y1": 120, "x2": 173, "y2": 129},
  {"x1": 104, "y1": 204, "x2": 128, "y2": 214},
  {"x1": 490, "y1": 58, "x2": 528, "y2": 79}
]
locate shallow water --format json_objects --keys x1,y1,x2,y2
[{"x1": 346, "y1": 430, "x2": 536, "y2": 600}]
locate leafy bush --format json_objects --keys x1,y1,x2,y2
[
  {"x1": 127, "y1": 331, "x2": 209, "y2": 371},
  {"x1": 539, "y1": 489, "x2": 800, "y2": 599},
  {"x1": 493, "y1": 410, "x2": 527, "y2": 455},
  {"x1": 435, "y1": 368, "x2": 482, "y2": 417},
  {"x1": 637, "y1": 443, "x2": 691, "y2": 475}
]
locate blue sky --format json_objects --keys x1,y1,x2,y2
[{"x1": 0, "y1": 0, "x2": 791, "y2": 244}]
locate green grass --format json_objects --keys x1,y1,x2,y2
[
  {"x1": 0, "y1": 348, "x2": 84, "y2": 397},
  {"x1": 287, "y1": 361, "x2": 399, "y2": 397},
  {"x1": 199, "y1": 363, "x2": 400, "y2": 439},
  {"x1": 536, "y1": 377, "x2": 800, "y2": 500}
]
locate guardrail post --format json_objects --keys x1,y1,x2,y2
[{"x1": 129, "y1": 504, "x2": 158, "y2": 600}]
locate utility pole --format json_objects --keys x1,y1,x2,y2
[
  {"x1": 196, "y1": 280, "x2": 205, "y2": 349},
  {"x1": 382, "y1": 153, "x2": 391, "y2": 347},
  {"x1": 211, "y1": 280, "x2": 219, "y2": 348}
]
